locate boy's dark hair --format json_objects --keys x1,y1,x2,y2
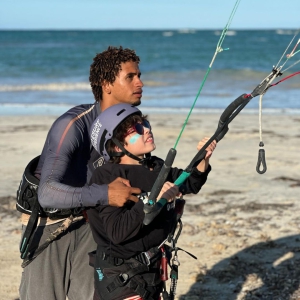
[
  {"x1": 106, "y1": 114, "x2": 148, "y2": 164},
  {"x1": 89, "y1": 46, "x2": 140, "y2": 102}
]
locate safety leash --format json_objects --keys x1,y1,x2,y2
[{"x1": 256, "y1": 29, "x2": 300, "y2": 173}]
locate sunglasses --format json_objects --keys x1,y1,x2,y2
[{"x1": 124, "y1": 120, "x2": 151, "y2": 138}]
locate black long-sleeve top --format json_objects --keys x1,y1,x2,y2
[{"x1": 87, "y1": 156, "x2": 211, "y2": 259}]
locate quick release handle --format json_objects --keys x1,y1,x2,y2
[{"x1": 256, "y1": 148, "x2": 267, "y2": 174}]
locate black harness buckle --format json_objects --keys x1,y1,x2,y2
[
  {"x1": 138, "y1": 251, "x2": 151, "y2": 266},
  {"x1": 118, "y1": 273, "x2": 129, "y2": 285}
]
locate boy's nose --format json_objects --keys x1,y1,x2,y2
[{"x1": 144, "y1": 126, "x2": 150, "y2": 134}]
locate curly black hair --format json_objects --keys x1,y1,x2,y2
[
  {"x1": 89, "y1": 46, "x2": 140, "y2": 102},
  {"x1": 106, "y1": 113, "x2": 148, "y2": 164}
]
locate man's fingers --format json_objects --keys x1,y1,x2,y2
[
  {"x1": 130, "y1": 187, "x2": 142, "y2": 195},
  {"x1": 127, "y1": 187, "x2": 141, "y2": 203},
  {"x1": 128, "y1": 194, "x2": 139, "y2": 203},
  {"x1": 115, "y1": 177, "x2": 131, "y2": 187},
  {"x1": 108, "y1": 178, "x2": 141, "y2": 207}
]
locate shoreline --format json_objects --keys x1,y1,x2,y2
[{"x1": 1, "y1": 105, "x2": 300, "y2": 116}]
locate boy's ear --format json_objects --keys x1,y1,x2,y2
[{"x1": 114, "y1": 145, "x2": 122, "y2": 153}]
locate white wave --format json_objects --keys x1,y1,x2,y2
[
  {"x1": 0, "y1": 103, "x2": 73, "y2": 107},
  {"x1": 0, "y1": 103, "x2": 74, "y2": 116},
  {"x1": 214, "y1": 30, "x2": 236, "y2": 36},
  {"x1": 162, "y1": 31, "x2": 174, "y2": 37},
  {"x1": 141, "y1": 107, "x2": 300, "y2": 115},
  {"x1": 1, "y1": 104, "x2": 300, "y2": 116},
  {"x1": 276, "y1": 29, "x2": 296, "y2": 35},
  {"x1": 0, "y1": 82, "x2": 91, "y2": 92},
  {"x1": 226, "y1": 30, "x2": 236, "y2": 36},
  {"x1": 177, "y1": 29, "x2": 196, "y2": 34}
]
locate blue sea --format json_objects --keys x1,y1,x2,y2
[{"x1": 0, "y1": 29, "x2": 299, "y2": 115}]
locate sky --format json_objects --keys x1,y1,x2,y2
[{"x1": 1, "y1": 0, "x2": 299, "y2": 30}]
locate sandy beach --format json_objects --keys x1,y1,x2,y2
[{"x1": 0, "y1": 111, "x2": 299, "y2": 300}]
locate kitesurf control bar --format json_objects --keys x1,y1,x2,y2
[
  {"x1": 143, "y1": 67, "x2": 283, "y2": 225},
  {"x1": 143, "y1": 148, "x2": 177, "y2": 212},
  {"x1": 143, "y1": 93, "x2": 253, "y2": 225}
]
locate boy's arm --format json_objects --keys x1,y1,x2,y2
[
  {"x1": 89, "y1": 168, "x2": 144, "y2": 244},
  {"x1": 196, "y1": 137, "x2": 217, "y2": 172},
  {"x1": 98, "y1": 201, "x2": 145, "y2": 244}
]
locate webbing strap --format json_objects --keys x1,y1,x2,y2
[
  {"x1": 21, "y1": 216, "x2": 84, "y2": 268},
  {"x1": 20, "y1": 196, "x2": 40, "y2": 259},
  {"x1": 134, "y1": 246, "x2": 161, "y2": 266},
  {"x1": 106, "y1": 264, "x2": 148, "y2": 293},
  {"x1": 128, "y1": 279, "x2": 154, "y2": 300}
]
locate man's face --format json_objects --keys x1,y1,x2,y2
[{"x1": 108, "y1": 61, "x2": 143, "y2": 106}]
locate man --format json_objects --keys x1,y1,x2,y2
[{"x1": 19, "y1": 46, "x2": 144, "y2": 300}]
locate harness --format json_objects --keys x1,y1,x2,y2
[
  {"x1": 91, "y1": 198, "x2": 196, "y2": 300},
  {"x1": 90, "y1": 245, "x2": 163, "y2": 300},
  {"x1": 17, "y1": 155, "x2": 85, "y2": 263}
]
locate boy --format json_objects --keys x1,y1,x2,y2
[{"x1": 88, "y1": 103, "x2": 216, "y2": 300}]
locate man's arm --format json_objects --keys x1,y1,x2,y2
[
  {"x1": 36, "y1": 115, "x2": 108, "y2": 209},
  {"x1": 37, "y1": 114, "x2": 140, "y2": 209}
]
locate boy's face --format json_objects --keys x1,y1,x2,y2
[
  {"x1": 107, "y1": 61, "x2": 143, "y2": 106},
  {"x1": 123, "y1": 122, "x2": 156, "y2": 157}
]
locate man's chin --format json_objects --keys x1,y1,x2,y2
[{"x1": 132, "y1": 99, "x2": 141, "y2": 106}]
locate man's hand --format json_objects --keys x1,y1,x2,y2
[
  {"x1": 108, "y1": 177, "x2": 141, "y2": 207},
  {"x1": 157, "y1": 181, "x2": 180, "y2": 202}
]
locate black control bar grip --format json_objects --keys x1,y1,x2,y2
[{"x1": 144, "y1": 148, "x2": 177, "y2": 212}]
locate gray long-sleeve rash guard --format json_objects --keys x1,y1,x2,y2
[{"x1": 35, "y1": 103, "x2": 108, "y2": 209}]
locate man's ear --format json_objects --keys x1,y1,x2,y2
[{"x1": 102, "y1": 81, "x2": 111, "y2": 94}]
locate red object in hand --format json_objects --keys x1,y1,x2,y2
[{"x1": 160, "y1": 247, "x2": 168, "y2": 281}]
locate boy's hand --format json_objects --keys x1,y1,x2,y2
[
  {"x1": 157, "y1": 181, "x2": 180, "y2": 202},
  {"x1": 197, "y1": 137, "x2": 217, "y2": 159}
]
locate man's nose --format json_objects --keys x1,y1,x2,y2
[{"x1": 136, "y1": 77, "x2": 143, "y2": 87}]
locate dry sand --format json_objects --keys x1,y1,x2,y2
[{"x1": 0, "y1": 111, "x2": 299, "y2": 300}]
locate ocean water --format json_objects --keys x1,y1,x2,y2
[{"x1": 0, "y1": 29, "x2": 299, "y2": 115}]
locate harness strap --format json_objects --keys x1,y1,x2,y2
[
  {"x1": 127, "y1": 278, "x2": 154, "y2": 300},
  {"x1": 106, "y1": 265, "x2": 156, "y2": 300},
  {"x1": 99, "y1": 245, "x2": 162, "y2": 267},
  {"x1": 21, "y1": 216, "x2": 84, "y2": 268},
  {"x1": 106, "y1": 263, "x2": 148, "y2": 293},
  {"x1": 97, "y1": 247, "x2": 164, "y2": 300},
  {"x1": 134, "y1": 246, "x2": 161, "y2": 266},
  {"x1": 20, "y1": 195, "x2": 40, "y2": 259}
]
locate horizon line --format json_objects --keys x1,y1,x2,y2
[{"x1": 0, "y1": 27, "x2": 298, "y2": 31}]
